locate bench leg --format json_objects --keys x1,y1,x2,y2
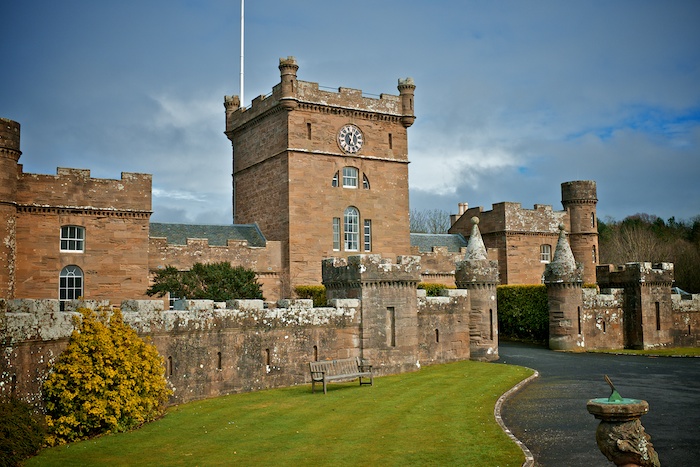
[{"x1": 323, "y1": 378, "x2": 327, "y2": 394}]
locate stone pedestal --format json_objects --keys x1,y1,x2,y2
[{"x1": 587, "y1": 398, "x2": 660, "y2": 467}]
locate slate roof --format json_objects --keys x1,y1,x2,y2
[
  {"x1": 410, "y1": 233, "x2": 467, "y2": 253},
  {"x1": 149, "y1": 223, "x2": 267, "y2": 247}
]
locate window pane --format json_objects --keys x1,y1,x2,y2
[
  {"x1": 59, "y1": 265, "x2": 83, "y2": 303},
  {"x1": 342, "y1": 167, "x2": 358, "y2": 188},
  {"x1": 332, "y1": 217, "x2": 340, "y2": 251},
  {"x1": 364, "y1": 219, "x2": 372, "y2": 251},
  {"x1": 60, "y1": 226, "x2": 85, "y2": 252},
  {"x1": 344, "y1": 207, "x2": 359, "y2": 251}
]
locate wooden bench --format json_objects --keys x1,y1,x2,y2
[{"x1": 308, "y1": 357, "x2": 373, "y2": 394}]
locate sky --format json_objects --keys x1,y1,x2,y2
[{"x1": 2, "y1": 1, "x2": 699, "y2": 225}]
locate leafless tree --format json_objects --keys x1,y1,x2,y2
[{"x1": 410, "y1": 208, "x2": 451, "y2": 234}]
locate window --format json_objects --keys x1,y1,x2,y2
[
  {"x1": 344, "y1": 207, "x2": 359, "y2": 251},
  {"x1": 59, "y1": 265, "x2": 83, "y2": 308},
  {"x1": 331, "y1": 171, "x2": 339, "y2": 187},
  {"x1": 332, "y1": 217, "x2": 341, "y2": 251},
  {"x1": 307, "y1": 122, "x2": 312, "y2": 140},
  {"x1": 591, "y1": 212, "x2": 596, "y2": 228},
  {"x1": 388, "y1": 133, "x2": 393, "y2": 149},
  {"x1": 592, "y1": 245, "x2": 597, "y2": 263},
  {"x1": 387, "y1": 307, "x2": 396, "y2": 347},
  {"x1": 60, "y1": 226, "x2": 85, "y2": 252},
  {"x1": 362, "y1": 174, "x2": 370, "y2": 189},
  {"x1": 540, "y1": 244, "x2": 551, "y2": 263},
  {"x1": 342, "y1": 167, "x2": 358, "y2": 188},
  {"x1": 364, "y1": 219, "x2": 372, "y2": 251}
]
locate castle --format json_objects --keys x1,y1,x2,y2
[{"x1": 1, "y1": 57, "x2": 698, "y2": 406}]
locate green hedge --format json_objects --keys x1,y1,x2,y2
[
  {"x1": 0, "y1": 397, "x2": 46, "y2": 467},
  {"x1": 497, "y1": 284, "x2": 548, "y2": 342},
  {"x1": 417, "y1": 283, "x2": 456, "y2": 297},
  {"x1": 294, "y1": 285, "x2": 327, "y2": 307}
]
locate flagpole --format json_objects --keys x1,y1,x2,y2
[{"x1": 240, "y1": 0, "x2": 245, "y2": 107}]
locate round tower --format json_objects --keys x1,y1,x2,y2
[
  {"x1": 561, "y1": 180, "x2": 598, "y2": 284},
  {"x1": 455, "y1": 217, "x2": 500, "y2": 361},
  {"x1": 397, "y1": 77, "x2": 416, "y2": 128},
  {"x1": 278, "y1": 56, "x2": 299, "y2": 110},
  {"x1": 0, "y1": 118, "x2": 21, "y2": 299}
]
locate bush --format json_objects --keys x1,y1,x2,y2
[
  {"x1": 147, "y1": 262, "x2": 263, "y2": 302},
  {"x1": 0, "y1": 397, "x2": 46, "y2": 467},
  {"x1": 42, "y1": 308, "x2": 171, "y2": 446},
  {"x1": 418, "y1": 283, "x2": 456, "y2": 297},
  {"x1": 497, "y1": 285, "x2": 549, "y2": 342},
  {"x1": 294, "y1": 285, "x2": 327, "y2": 307}
]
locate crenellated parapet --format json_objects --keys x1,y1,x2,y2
[
  {"x1": 597, "y1": 262, "x2": 674, "y2": 288},
  {"x1": 322, "y1": 255, "x2": 421, "y2": 292},
  {"x1": 15, "y1": 167, "x2": 152, "y2": 216}
]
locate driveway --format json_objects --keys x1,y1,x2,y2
[{"x1": 497, "y1": 341, "x2": 700, "y2": 466}]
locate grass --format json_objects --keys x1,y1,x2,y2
[
  {"x1": 589, "y1": 347, "x2": 700, "y2": 357},
  {"x1": 28, "y1": 360, "x2": 532, "y2": 467}
]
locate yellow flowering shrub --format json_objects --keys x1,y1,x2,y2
[{"x1": 42, "y1": 308, "x2": 171, "y2": 445}]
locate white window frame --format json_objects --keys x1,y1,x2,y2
[
  {"x1": 344, "y1": 207, "x2": 359, "y2": 251},
  {"x1": 364, "y1": 219, "x2": 372, "y2": 251},
  {"x1": 332, "y1": 217, "x2": 341, "y2": 251},
  {"x1": 59, "y1": 265, "x2": 83, "y2": 307},
  {"x1": 342, "y1": 167, "x2": 358, "y2": 188},
  {"x1": 540, "y1": 244, "x2": 551, "y2": 263},
  {"x1": 331, "y1": 171, "x2": 339, "y2": 187},
  {"x1": 60, "y1": 225, "x2": 85, "y2": 252}
]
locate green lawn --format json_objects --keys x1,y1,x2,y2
[{"x1": 28, "y1": 360, "x2": 532, "y2": 467}]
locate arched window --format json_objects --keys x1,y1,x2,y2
[
  {"x1": 331, "y1": 171, "x2": 339, "y2": 187},
  {"x1": 342, "y1": 167, "x2": 358, "y2": 188},
  {"x1": 59, "y1": 265, "x2": 83, "y2": 308},
  {"x1": 540, "y1": 244, "x2": 551, "y2": 263},
  {"x1": 362, "y1": 174, "x2": 370, "y2": 189},
  {"x1": 60, "y1": 225, "x2": 85, "y2": 252},
  {"x1": 344, "y1": 207, "x2": 359, "y2": 251}
]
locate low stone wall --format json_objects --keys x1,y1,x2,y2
[
  {"x1": 1, "y1": 290, "x2": 479, "y2": 406},
  {"x1": 671, "y1": 293, "x2": 700, "y2": 347}
]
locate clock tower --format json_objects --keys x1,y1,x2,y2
[{"x1": 225, "y1": 57, "x2": 416, "y2": 294}]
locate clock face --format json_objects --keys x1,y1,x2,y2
[{"x1": 338, "y1": 124, "x2": 364, "y2": 154}]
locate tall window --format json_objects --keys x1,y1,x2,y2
[
  {"x1": 60, "y1": 226, "x2": 85, "y2": 252},
  {"x1": 59, "y1": 265, "x2": 83, "y2": 308},
  {"x1": 342, "y1": 167, "x2": 358, "y2": 188},
  {"x1": 331, "y1": 171, "x2": 339, "y2": 187},
  {"x1": 364, "y1": 219, "x2": 372, "y2": 251},
  {"x1": 344, "y1": 207, "x2": 359, "y2": 251},
  {"x1": 332, "y1": 217, "x2": 341, "y2": 251},
  {"x1": 591, "y1": 212, "x2": 596, "y2": 228},
  {"x1": 540, "y1": 244, "x2": 551, "y2": 263},
  {"x1": 592, "y1": 245, "x2": 597, "y2": 263},
  {"x1": 362, "y1": 174, "x2": 370, "y2": 189}
]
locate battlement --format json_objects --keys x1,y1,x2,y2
[
  {"x1": 226, "y1": 56, "x2": 408, "y2": 133},
  {"x1": 0, "y1": 118, "x2": 21, "y2": 154},
  {"x1": 597, "y1": 262, "x2": 675, "y2": 286},
  {"x1": 1, "y1": 298, "x2": 361, "y2": 343},
  {"x1": 561, "y1": 180, "x2": 597, "y2": 205},
  {"x1": 460, "y1": 202, "x2": 566, "y2": 234},
  {"x1": 15, "y1": 167, "x2": 152, "y2": 213},
  {"x1": 322, "y1": 255, "x2": 421, "y2": 287}
]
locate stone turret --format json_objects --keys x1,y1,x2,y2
[
  {"x1": 323, "y1": 255, "x2": 421, "y2": 374},
  {"x1": 0, "y1": 118, "x2": 21, "y2": 299},
  {"x1": 561, "y1": 180, "x2": 598, "y2": 284},
  {"x1": 545, "y1": 224, "x2": 584, "y2": 351},
  {"x1": 278, "y1": 56, "x2": 299, "y2": 110},
  {"x1": 398, "y1": 77, "x2": 416, "y2": 128},
  {"x1": 455, "y1": 217, "x2": 499, "y2": 361}
]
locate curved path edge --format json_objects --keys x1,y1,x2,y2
[{"x1": 494, "y1": 368, "x2": 540, "y2": 467}]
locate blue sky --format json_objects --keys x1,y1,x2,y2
[{"x1": 2, "y1": 1, "x2": 699, "y2": 225}]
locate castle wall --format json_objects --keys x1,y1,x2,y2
[
  {"x1": 416, "y1": 246, "x2": 463, "y2": 286},
  {"x1": 580, "y1": 288, "x2": 625, "y2": 349},
  {"x1": 8, "y1": 168, "x2": 152, "y2": 303},
  {"x1": 417, "y1": 289, "x2": 471, "y2": 365},
  {"x1": 671, "y1": 294, "x2": 700, "y2": 346},
  {"x1": 148, "y1": 237, "x2": 283, "y2": 302}
]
